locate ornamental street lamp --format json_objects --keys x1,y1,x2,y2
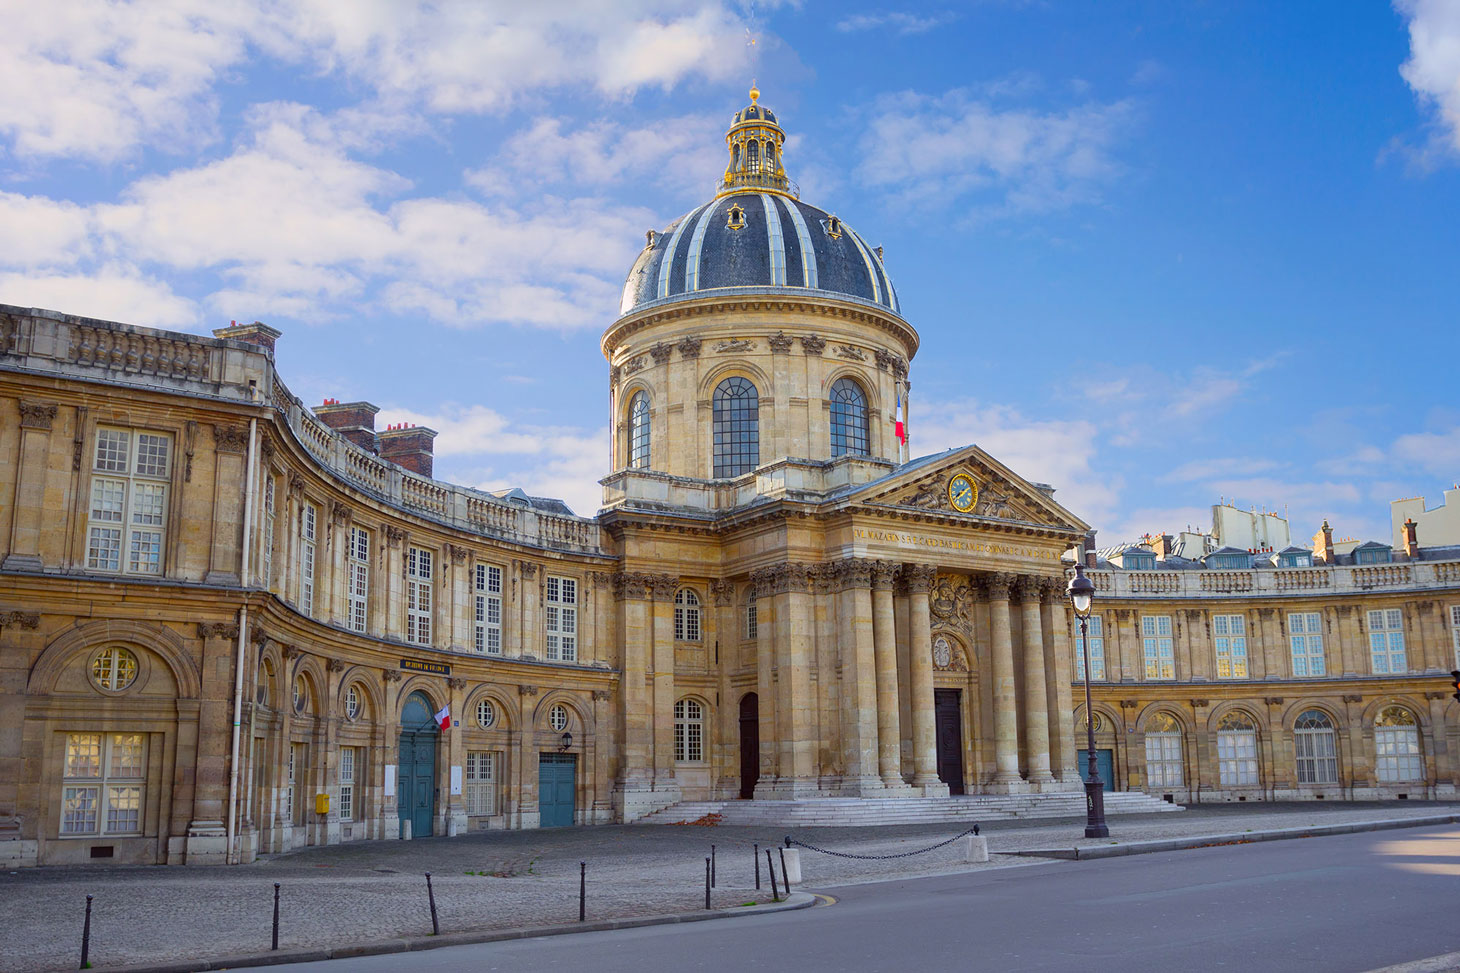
[{"x1": 1067, "y1": 564, "x2": 1109, "y2": 839}]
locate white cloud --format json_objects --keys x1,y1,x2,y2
[
  {"x1": 1105, "y1": 505, "x2": 1215, "y2": 546},
  {"x1": 1390, "y1": 426, "x2": 1460, "y2": 476},
  {"x1": 0, "y1": 269, "x2": 197, "y2": 329},
  {"x1": 856, "y1": 87, "x2": 1132, "y2": 215},
  {"x1": 1395, "y1": 0, "x2": 1460, "y2": 160},
  {"x1": 836, "y1": 11, "x2": 958, "y2": 35},
  {"x1": 0, "y1": 192, "x2": 94, "y2": 267},
  {"x1": 1157, "y1": 457, "x2": 1281, "y2": 484}
]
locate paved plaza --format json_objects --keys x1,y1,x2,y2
[{"x1": 3, "y1": 803, "x2": 1458, "y2": 972}]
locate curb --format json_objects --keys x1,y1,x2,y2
[
  {"x1": 1010, "y1": 813, "x2": 1460, "y2": 861},
  {"x1": 101, "y1": 892, "x2": 818, "y2": 972},
  {"x1": 1363, "y1": 949, "x2": 1460, "y2": 972}
]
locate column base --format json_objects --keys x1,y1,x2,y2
[
  {"x1": 1031, "y1": 776, "x2": 1080, "y2": 793},
  {"x1": 912, "y1": 776, "x2": 949, "y2": 798},
  {"x1": 754, "y1": 777, "x2": 825, "y2": 800},
  {"x1": 183, "y1": 820, "x2": 228, "y2": 865},
  {"x1": 1, "y1": 554, "x2": 42, "y2": 571},
  {"x1": 981, "y1": 779, "x2": 1034, "y2": 795},
  {"x1": 838, "y1": 775, "x2": 887, "y2": 797}
]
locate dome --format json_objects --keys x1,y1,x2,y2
[{"x1": 618, "y1": 86, "x2": 901, "y2": 318}]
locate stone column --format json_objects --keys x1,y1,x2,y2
[
  {"x1": 984, "y1": 573, "x2": 1022, "y2": 786},
  {"x1": 3, "y1": 401, "x2": 58, "y2": 570},
  {"x1": 446, "y1": 545, "x2": 470, "y2": 651},
  {"x1": 871, "y1": 561, "x2": 909, "y2": 790},
  {"x1": 904, "y1": 564, "x2": 945, "y2": 794},
  {"x1": 648, "y1": 574, "x2": 679, "y2": 793},
  {"x1": 383, "y1": 527, "x2": 405, "y2": 641},
  {"x1": 1017, "y1": 577, "x2": 1055, "y2": 785},
  {"x1": 1041, "y1": 581, "x2": 1079, "y2": 783},
  {"x1": 710, "y1": 579, "x2": 739, "y2": 798},
  {"x1": 186, "y1": 621, "x2": 239, "y2": 863},
  {"x1": 769, "y1": 563, "x2": 818, "y2": 797},
  {"x1": 205, "y1": 423, "x2": 249, "y2": 584},
  {"x1": 751, "y1": 568, "x2": 778, "y2": 797},
  {"x1": 612, "y1": 573, "x2": 653, "y2": 816},
  {"x1": 837, "y1": 559, "x2": 882, "y2": 794}
]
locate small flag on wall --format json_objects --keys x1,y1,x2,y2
[
  {"x1": 895, "y1": 391, "x2": 906, "y2": 444},
  {"x1": 434, "y1": 706, "x2": 452, "y2": 731}
]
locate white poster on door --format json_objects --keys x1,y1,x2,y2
[
  {"x1": 449, "y1": 765, "x2": 463, "y2": 796},
  {"x1": 384, "y1": 764, "x2": 396, "y2": 797}
]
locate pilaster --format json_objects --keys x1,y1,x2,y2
[
  {"x1": 1016, "y1": 577, "x2": 1055, "y2": 785},
  {"x1": 871, "y1": 560, "x2": 909, "y2": 791},
  {"x1": 983, "y1": 573, "x2": 1024, "y2": 789},
  {"x1": 904, "y1": 564, "x2": 945, "y2": 794}
]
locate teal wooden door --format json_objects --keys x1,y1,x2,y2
[
  {"x1": 398, "y1": 693, "x2": 437, "y2": 838},
  {"x1": 538, "y1": 754, "x2": 576, "y2": 828},
  {"x1": 1074, "y1": 748, "x2": 1115, "y2": 791}
]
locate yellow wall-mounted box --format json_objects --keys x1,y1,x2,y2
[{"x1": 315, "y1": 793, "x2": 330, "y2": 815}]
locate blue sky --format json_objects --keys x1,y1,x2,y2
[{"x1": 3, "y1": 1, "x2": 1457, "y2": 546}]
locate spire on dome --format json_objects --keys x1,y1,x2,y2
[{"x1": 720, "y1": 83, "x2": 796, "y2": 197}]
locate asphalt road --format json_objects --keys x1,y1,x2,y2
[{"x1": 267, "y1": 824, "x2": 1460, "y2": 973}]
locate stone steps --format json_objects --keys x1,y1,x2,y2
[{"x1": 634, "y1": 792, "x2": 1182, "y2": 827}]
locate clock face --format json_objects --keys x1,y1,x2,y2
[{"x1": 948, "y1": 473, "x2": 978, "y2": 512}]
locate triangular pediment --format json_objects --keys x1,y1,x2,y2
[{"x1": 845, "y1": 444, "x2": 1088, "y2": 533}]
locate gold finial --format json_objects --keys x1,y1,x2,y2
[{"x1": 749, "y1": 80, "x2": 759, "y2": 105}]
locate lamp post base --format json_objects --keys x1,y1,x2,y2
[{"x1": 1084, "y1": 777, "x2": 1109, "y2": 839}]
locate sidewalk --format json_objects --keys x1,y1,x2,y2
[{"x1": 3, "y1": 802, "x2": 1457, "y2": 972}]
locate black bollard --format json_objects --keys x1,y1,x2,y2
[
  {"x1": 579, "y1": 861, "x2": 586, "y2": 922},
  {"x1": 779, "y1": 846, "x2": 791, "y2": 892},
  {"x1": 765, "y1": 848, "x2": 780, "y2": 902},
  {"x1": 705, "y1": 857, "x2": 712, "y2": 909},
  {"x1": 80, "y1": 894, "x2": 93, "y2": 969},
  {"x1": 754, "y1": 842, "x2": 760, "y2": 889},
  {"x1": 711, "y1": 843, "x2": 717, "y2": 888},
  {"x1": 271, "y1": 883, "x2": 280, "y2": 951},
  {"x1": 425, "y1": 872, "x2": 440, "y2": 935}
]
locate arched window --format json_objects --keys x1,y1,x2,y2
[
  {"x1": 476, "y1": 698, "x2": 497, "y2": 729},
  {"x1": 1294, "y1": 710, "x2": 1338, "y2": 785},
  {"x1": 747, "y1": 139, "x2": 760, "y2": 172},
  {"x1": 712, "y1": 377, "x2": 759, "y2": 477},
  {"x1": 1216, "y1": 711, "x2": 1258, "y2": 787},
  {"x1": 1144, "y1": 712, "x2": 1183, "y2": 787},
  {"x1": 345, "y1": 685, "x2": 362, "y2": 722},
  {"x1": 745, "y1": 589, "x2": 758, "y2": 639},
  {"x1": 91, "y1": 647, "x2": 138, "y2": 691},
  {"x1": 674, "y1": 698, "x2": 704, "y2": 762},
  {"x1": 549, "y1": 703, "x2": 570, "y2": 732},
  {"x1": 1375, "y1": 707, "x2": 1423, "y2": 782},
  {"x1": 628, "y1": 391, "x2": 650, "y2": 469},
  {"x1": 829, "y1": 377, "x2": 870, "y2": 457},
  {"x1": 293, "y1": 675, "x2": 311, "y2": 715},
  {"x1": 674, "y1": 588, "x2": 701, "y2": 641}
]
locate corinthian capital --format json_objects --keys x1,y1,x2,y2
[
  {"x1": 903, "y1": 564, "x2": 937, "y2": 594},
  {"x1": 982, "y1": 572, "x2": 1014, "y2": 600},
  {"x1": 871, "y1": 560, "x2": 900, "y2": 590}
]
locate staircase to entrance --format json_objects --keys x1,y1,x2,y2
[{"x1": 632, "y1": 792, "x2": 1182, "y2": 827}]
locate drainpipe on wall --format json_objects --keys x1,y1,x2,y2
[{"x1": 225, "y1": 415, "x2": 258, "y2": 864}]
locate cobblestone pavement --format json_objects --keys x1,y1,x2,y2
[{"x1": 3, "y1": 802, "x2": 1457, "y2": 972}]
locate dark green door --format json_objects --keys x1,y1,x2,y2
[
  {"x1": 538, "y1": 753, "x2": 576, "y2": 828},
  {"x1": 398, "y1": 693, "x2": 437, "y2": 838},
  {"x1": 1074, "y1": 748, "x2": 1116, "y2": 792}
]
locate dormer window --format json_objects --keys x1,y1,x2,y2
[
  {"x1": 825, "y1": 216, "x2": 842, "y2": 239},
  {"x1": 1124, "y1": 553, "x2": 1155, "y2": 571},
  {"x1": 727, "y1": 205, "x2": 746, "y2": 230}
]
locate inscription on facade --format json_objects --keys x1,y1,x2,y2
[
  {"x1": 400, "y1": 658, "x2": 451, "y2": 675},
  {"x1": 852, "y1": 527, "x2": 1058, "y2": 560}
]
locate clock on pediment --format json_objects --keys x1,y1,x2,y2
[{"x1": 947, "y1": 472, "x2": 979, "y2": 513}]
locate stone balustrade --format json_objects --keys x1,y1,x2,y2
[{"x1": 1084, "y1": 560, "x2": 1460, "y2": 600}]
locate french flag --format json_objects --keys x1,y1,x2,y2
[
  {"x1": 434, "y1": 705, "x2": 452, "y2": 731},
  {"x1": 895, "y1": 391, "x2": 906, "y2": 445}
]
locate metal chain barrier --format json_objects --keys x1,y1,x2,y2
[{"x1": 786, "y1": 824, "x2": 979, "y2": 861}]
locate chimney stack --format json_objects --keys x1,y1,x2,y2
[
  {"x1": 1151, "y1": 533, "x2": 1175, "y2": 558},
  {"x1": 213, "y1": 320, "x2": 282, "y2": 357},
  {"x1": 1313, "y1": 520, "x2": 1335, "y2": 565},
  {"x1": 314, "y1": 400, "x2": 380, "y2": 453},
  {"x1": 378, "y1": 423, "x2": 439, "y2": 478},
  {"x1": 1083, "y1": 530, "x2": 1098, "y2": 570},
  {"x1": 1402, "y1": 517, "x2": 1419, "y2": 558}
]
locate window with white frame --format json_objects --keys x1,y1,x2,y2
[
  {"x1": 549, "y1": 703, "x2": 570, "y2": 732},
  {"x1": 60, "y1": 733, "x2": 146, "y2": 836},
  {"x1": 474, "y1": 564, "x2": 502, "y2": 655},
  {"x1": 344, "y1": 685, "x2": 362, "y2": 722},
  {"x1": 1074, "y1": 615, "x2": 1105, "y2": 681},
  {"x1": 1368, "y1": 609, "x2": 1407, "y2": 674},
  {"x1": 91, "y1": 647, "x2": 138, "y2": 692},
  {"x1": 1375, "y1": 707, "x2": 1423, "y2": 782},
  {"x1": 1294, "y1": 710, "x2": 1338, "y2": 785},
  {"x1": 1288, "y1": 612, "x2": 1325, "y2": 677},
  {"x1": 1213, "y1": 614, "x2": 1249, "y2": 679},
  {"x1": 465, "y1": 751, "x2": 498, "y2": 815},
  {"x1": 1143, "y1": 712, "x2": 1183, "y2": 787},
  {"x1": 745, "y1": 590, "x2": 758, "y2": 640},
  {"x1": 674, "y1": 588, "x2": 701, "y2": 641},
  {"x1": 338, "y1": 746, "x2": 357, "y2": 822},
  {"x1": 628, "y1": 391, "x2": 650, "y2": 469},
  {"x1": 260, "y1": 476, "x2": 275, "y2": 588},
  {"x1": 1216, "y1": 712, "x2": 1259, "y2": 787},
  {"x1": 299, "y1": 502, "x2": 317, "y2": 615},
  {"x1": 87, "y1": 427, "x2": 171, "y2": 576},
  {"x1": 1141, "y1": 615, "x2": 1175, "y2": 680},
  {"x1": 1450, "y1": 606, "x2": 1460, "y2": 669},
  {"x1": 546, "y1": 577, "x2": 577, "y2": 662},
  {"x1": 475, "y1": 698, "x2": 497, "y2": 729},
  {"x1": 674, "y1": 698, "x2": 705, "y2": 762},
  {"x1": 288, "y1": 743, "x2": 308, "y2": 824},
  {"x1": 347, "y1": 527, "x2": 369, "y2": 633},
  {"x1": 406, "y1": 547, "x2": 433, "y2": 645}
]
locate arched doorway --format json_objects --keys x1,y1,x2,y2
[
  {"x1": 398, "y1": 692, "x2": 437, "y2": 838},
  {"x1": 739, "y1": 693, "x2": 759, "y2": 799}
]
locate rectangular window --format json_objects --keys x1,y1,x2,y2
[
  {"x1": 745, "y1": 595, "x2": 758, "y2": 640},
  {"x1": 1368, "y1": 609, "x2": 1407, "y2": 674},
  {"x1": 1217, "y1": 731, "x2": 1259, "y2": 787},
  {"x1": 87, "y1": 427, "x2": 171, "y2": 576},
  {"x1": 1451, "y1": 606, "x2": 1460, "y2": 670},
  {"x1": 474, "y1": 564, "x2": 502, "y2": 655},
  {"x1": 1375, "y1": 727, "x2": 1423, "y2": 782},
  {"x1": 1144, "y1": 733, "x2": 1183, "y2": 787},
  {"x1": 1288, "y1": 612, "x2": 1325, "y2": 677},
  {"x1": 1212, "y1": 614, "x2": 1249, "y2": 679},
  {"x1": 60, "y1": 732, "x2": 146, "y2": 836},
  {"x1": 260, "y1": 476, "x2": 275, "y2": 589},
  {"x1": 546, "y1": 576, "x2": 577, "y2": 662},
  {"x1": 338, "y1": 747, "x2": 356, "y2": 822},
  {"x1": 299, "y1": 503, "x2": 317, "y2": 615},
  {"x1": 1141, "y1": 615, "x2": 1175, "y2": 680},
  {"x1": 289, "y1": 743, "x2": 308, "y2": 825},
  {"x1": 406, "y1": 547, "x2": 433, "y2": 645},
  {"x1": 465, "y1": 751, "x2": 498, "y2": 815},
  {"x1": 1074, "y1": 615, "x2": 1105, "y2": 681},
  {"x1": 347, "y1": 527, "x2": 369, "y2": 633},
  {"x1": 1295, "y1": 729, "x2": 1338, "y2": 785}
]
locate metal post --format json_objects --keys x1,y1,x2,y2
[
  {"x1": 271, "y1": 883, "x2": 280, "y2": 951},
  {"x1": 1080, "y1": 613, "x2": 1109, "y2": 839},
  {"x1": 754, "y1": 842, "x2": 760, "y2": 889},
  {"x1": 779, "y1": 847, "x2": 791, "y2": 891},
  {"x1": 425, "y1": 872, "x2": 440, "y2": 935},
  {"x1": 710, "y1": 844, "x2": 716, "y2": 888},
  {"x1": 579, "y1": 861, "x2": 586, "y2": 922},
  {"x1": 705, "y1": 857, "x2": 712, "y2": 909},
  {"x1": 765, "y1": 848, "x2": 780, "y2": 902},
  {"x1": 80, "y1": 895, "x2": 93, "y2": 969}
]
